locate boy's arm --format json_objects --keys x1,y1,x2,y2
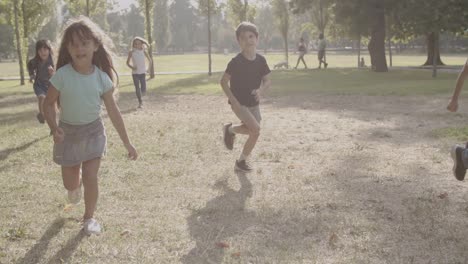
[
  {"x1": 448, "y1": 62, "x2": 468, "y2": 112},
  {"x1": 102, "y1": 89, "x2": 138, "y2": 160},
  {"x1": 254, "y1": 73, "x2": 271, "y2": 101},
  {"x1": 220, "y1": 72, "x2": 241, "y2": 107},
  {"x1": 126, "y1": 51, "x2": 134, "y2": 70}
]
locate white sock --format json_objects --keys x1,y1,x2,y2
[
  {"x1": 228, "y1": 125, "x2": 236, "y2": 134},
  {"x1": 239, "y1": 153, "x2": 248, "y2": 161}
]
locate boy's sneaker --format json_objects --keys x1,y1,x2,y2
[
  {"x1": 68, "y1": 184, "x2": 82, "y2": 204},
  {"x1": 324, "y1": 63, "x2": 328, "y2": 69},
  {"x1": 83, "y1": 218, "x2": 101, "y2": 236},
  {"x1": 36, "y1": 113, "x2": 45, "y2": 124},
  {"x1": 138, "y1": 102, "x2": 143, "y2": 109},
  {"x1": 451, "y1": 145, "x2": 466, "y2": 181},
  {"x1": 235, "y1": 159, "x2": 252, "y2": 172},
  {"x1": 223, "y1": 123, "x2": 235, "y2": 150}
]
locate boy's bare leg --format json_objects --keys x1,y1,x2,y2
[{"x1": 231, "y1": 106, "x2": 260, "y2": 156}]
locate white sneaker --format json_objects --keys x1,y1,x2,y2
[
  {"x1": 83, "y1": 218, "x2": 101, "y2": 235},
  {"x1": 67, "y1": 179, "x2": 82, "y2": 204}
]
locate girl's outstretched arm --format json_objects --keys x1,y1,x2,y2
[
  {"x1": 102, "y1": 89, "x2": 138, "y2": 160},
  {"x1": 448, "y1": 62, "x2": 468, "y2": 112}
]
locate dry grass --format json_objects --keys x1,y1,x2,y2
[{"x1": 2, "y1": 71, "x2": 468, "y2": 263}]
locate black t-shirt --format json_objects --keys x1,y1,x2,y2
[{"x1": 225, "y1": 53, "x2": 271, "y2": 107}]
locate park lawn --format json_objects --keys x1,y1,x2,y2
[
  {"x1": 1, "y1": 53, "x2": 467, "y2": 77},
  {"x1": 2, "y1": 68, "x2": 468, "y2": 263}
]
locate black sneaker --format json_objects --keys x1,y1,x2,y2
[
  {"x1": 235, "y1": 159, "x2": 252, "y2": 172},
  {"x1": 451, "y1": 145, "x2": 466, "y2": 181},
  {"x1": 36, "y1": 113, "x2": 45, "y2": 124},
  {"x1": 223, "y1": 123, "x2": 235, "y2": 150}
]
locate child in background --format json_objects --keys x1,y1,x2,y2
[
  {"x1": 126, "y1": 37, "x2": 153, "y2": 108},
  {"x1": 27, "y1": 40, "x2": 55, "y2": 124},
  {"x1": 44, "y1": 17, "x2": 138, "y2": 235},
  {"x1": 447, "y1": 59, "x2": 468, "y2": 181}
]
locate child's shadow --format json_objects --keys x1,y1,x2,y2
[
  {"x1": 182, "y1": 170, "x2": 255, "y2": 264},
  {"x1": 16, "y1": 217, "x2": 85, "y2": 264}
]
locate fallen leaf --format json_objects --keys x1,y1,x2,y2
[
  {"x1": 63, "y1": 204, "x2": 73, "y2": 212},
  {"x1": 215, "y1": 242, "x2": 230, "y2": 248},
  {"x1": 437, "y1": 192, "x2": 448, "y2": 199},
  {"x1": 120, "y1": 230, "x2": 131, "y2": 236},
  {"x1": 231, "y1": 252, "x2": 241, "y2": 257}
]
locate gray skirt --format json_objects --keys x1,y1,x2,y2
[{"x1": 53, "y1": 118, "x2": 107, "y2": 167}]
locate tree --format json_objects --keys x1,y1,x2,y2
[
  {"x1": 169, "y1": 0, "x2": 197, "y2": 52},
  {"x1": 64, "y1": 0, "x2": 108, "y2": 29},
  {"x1": 7, "y1": 0, "x2": 53, "y2": 84},
  {"x1": 197, "y1": 0, "x2": 219, "y2": 75},
  {"x1": 389, "y1": 0, "x2": 468, "y2": 66},
  {"x1": 255, "y1": 5, "x2": 275, "y2": 53},
  {"x1": 138, "y1": 0, "x2": 155, "y2": 78},
  {"x1": 273, "y1": 0, "x2": 289, "y2": 64},
  {"x1": 367, "y1": 0, "x2": 388, "y2": 72},
  {"x1": 154, "y1": 0, "x2": 170, "y2": 52},
  {"x1": 226, "y1": 0, "x2": 255, "y2": 27},
  {"x1": 13, "y1": 0, "x2": 25, "y2": 84}
]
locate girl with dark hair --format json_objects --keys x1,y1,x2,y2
[
  {"x1": 27, "y1": 39, "x2": 55, "y2": 123},
  {"x1": 43, "y1": 16, "x2": 138, "y2": 235}
]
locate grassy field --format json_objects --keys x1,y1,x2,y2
[
  {"x1": 4, "y1": 69, "x2": 468, "y2": 263},
  {"x1": 0, "y1": 52, "x2": 467, "y2": 77}
]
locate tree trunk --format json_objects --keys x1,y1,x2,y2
[
  {"x1": 387, "y1": 35, "x2": 392, "y2": 67},
  {"x1": 357, "y1": 36, "x2": 361, "y2": 68},
  {"x1": 284, "y1": 37, "x2": 288, "y2": 66},
  {"x1": 367, "y1": 0, "x2": 388, "y2": 72},
  {"x1": 423, "y1": 32, "x2": 444, "y2": 66},
  {"x1": 145, "y1": 0, "x2": 155, "y2": 78},
  {"x1": 14, "y1": 0, "x2": 25, "y2": 85},
  {"x1": 207, "y1": 0, "x2": 212, "y2": 76},
  {"x1": 86, "y1": 0, "x2": 89, "y2": 16}
]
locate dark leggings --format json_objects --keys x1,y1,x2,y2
[{"x1": 132, "y1": 74, "x2": 146, "y2": 103}]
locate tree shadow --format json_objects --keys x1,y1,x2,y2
[
  {"x1": 181, "y1": 170, "x2": 254, "y2": 264},
  {"x1": 0, "y1": 95, "x2": 36, "y2": 110},
  {"x1": 16, "y1": 218, "x2": 65, "y2": 264},
  {"x1": 0, "y1": 135, "x2": 48, "y2": 161},
  {"x1": 0, "y1": 109, "x2": 38, "y2": 126}
]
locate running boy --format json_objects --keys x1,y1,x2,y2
[
  {"x1": 220, "y1": 22, "x2": 271, "y2": 172},
  {"x1": 447, "y1": 59, "x2": 468, "y2": 180}
]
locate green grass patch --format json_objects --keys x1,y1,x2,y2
[
  {"x1": 433, "y1": 125, "x2": 468, "y2": 141},
  {"x1": 1, "y1": 53, "x2": 467, "y2": 76},
  {"x1": 0, "y1": 68, "x2": 461, "y2": 98}
]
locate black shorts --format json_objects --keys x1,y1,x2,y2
[{"x1": 318, "y1": 50, "x2": 325, "y2": 60}]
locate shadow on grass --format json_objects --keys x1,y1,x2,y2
[
  {"x1": 16, "y1": 218, "x2": 66, "y2": 264},
  {"x1": 182, "y1": 170, "x2": 254, "y2": 264},
  {"x1": 47, "y1": 230, "x2": 86, "y2": 264},
  {"x1": 0, "y1": 95, "x2": 37, "y2": 110},
  {"x1": 154, "y1": 74, "x2": 220, "y2": 95},
  {"x1": 0, "y1": 135, "x2": 48, "y2": 161}
]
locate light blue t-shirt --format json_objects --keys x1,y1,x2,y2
[{"x1": 50, "y1": 64, "x2": 114, "y2": 125}]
